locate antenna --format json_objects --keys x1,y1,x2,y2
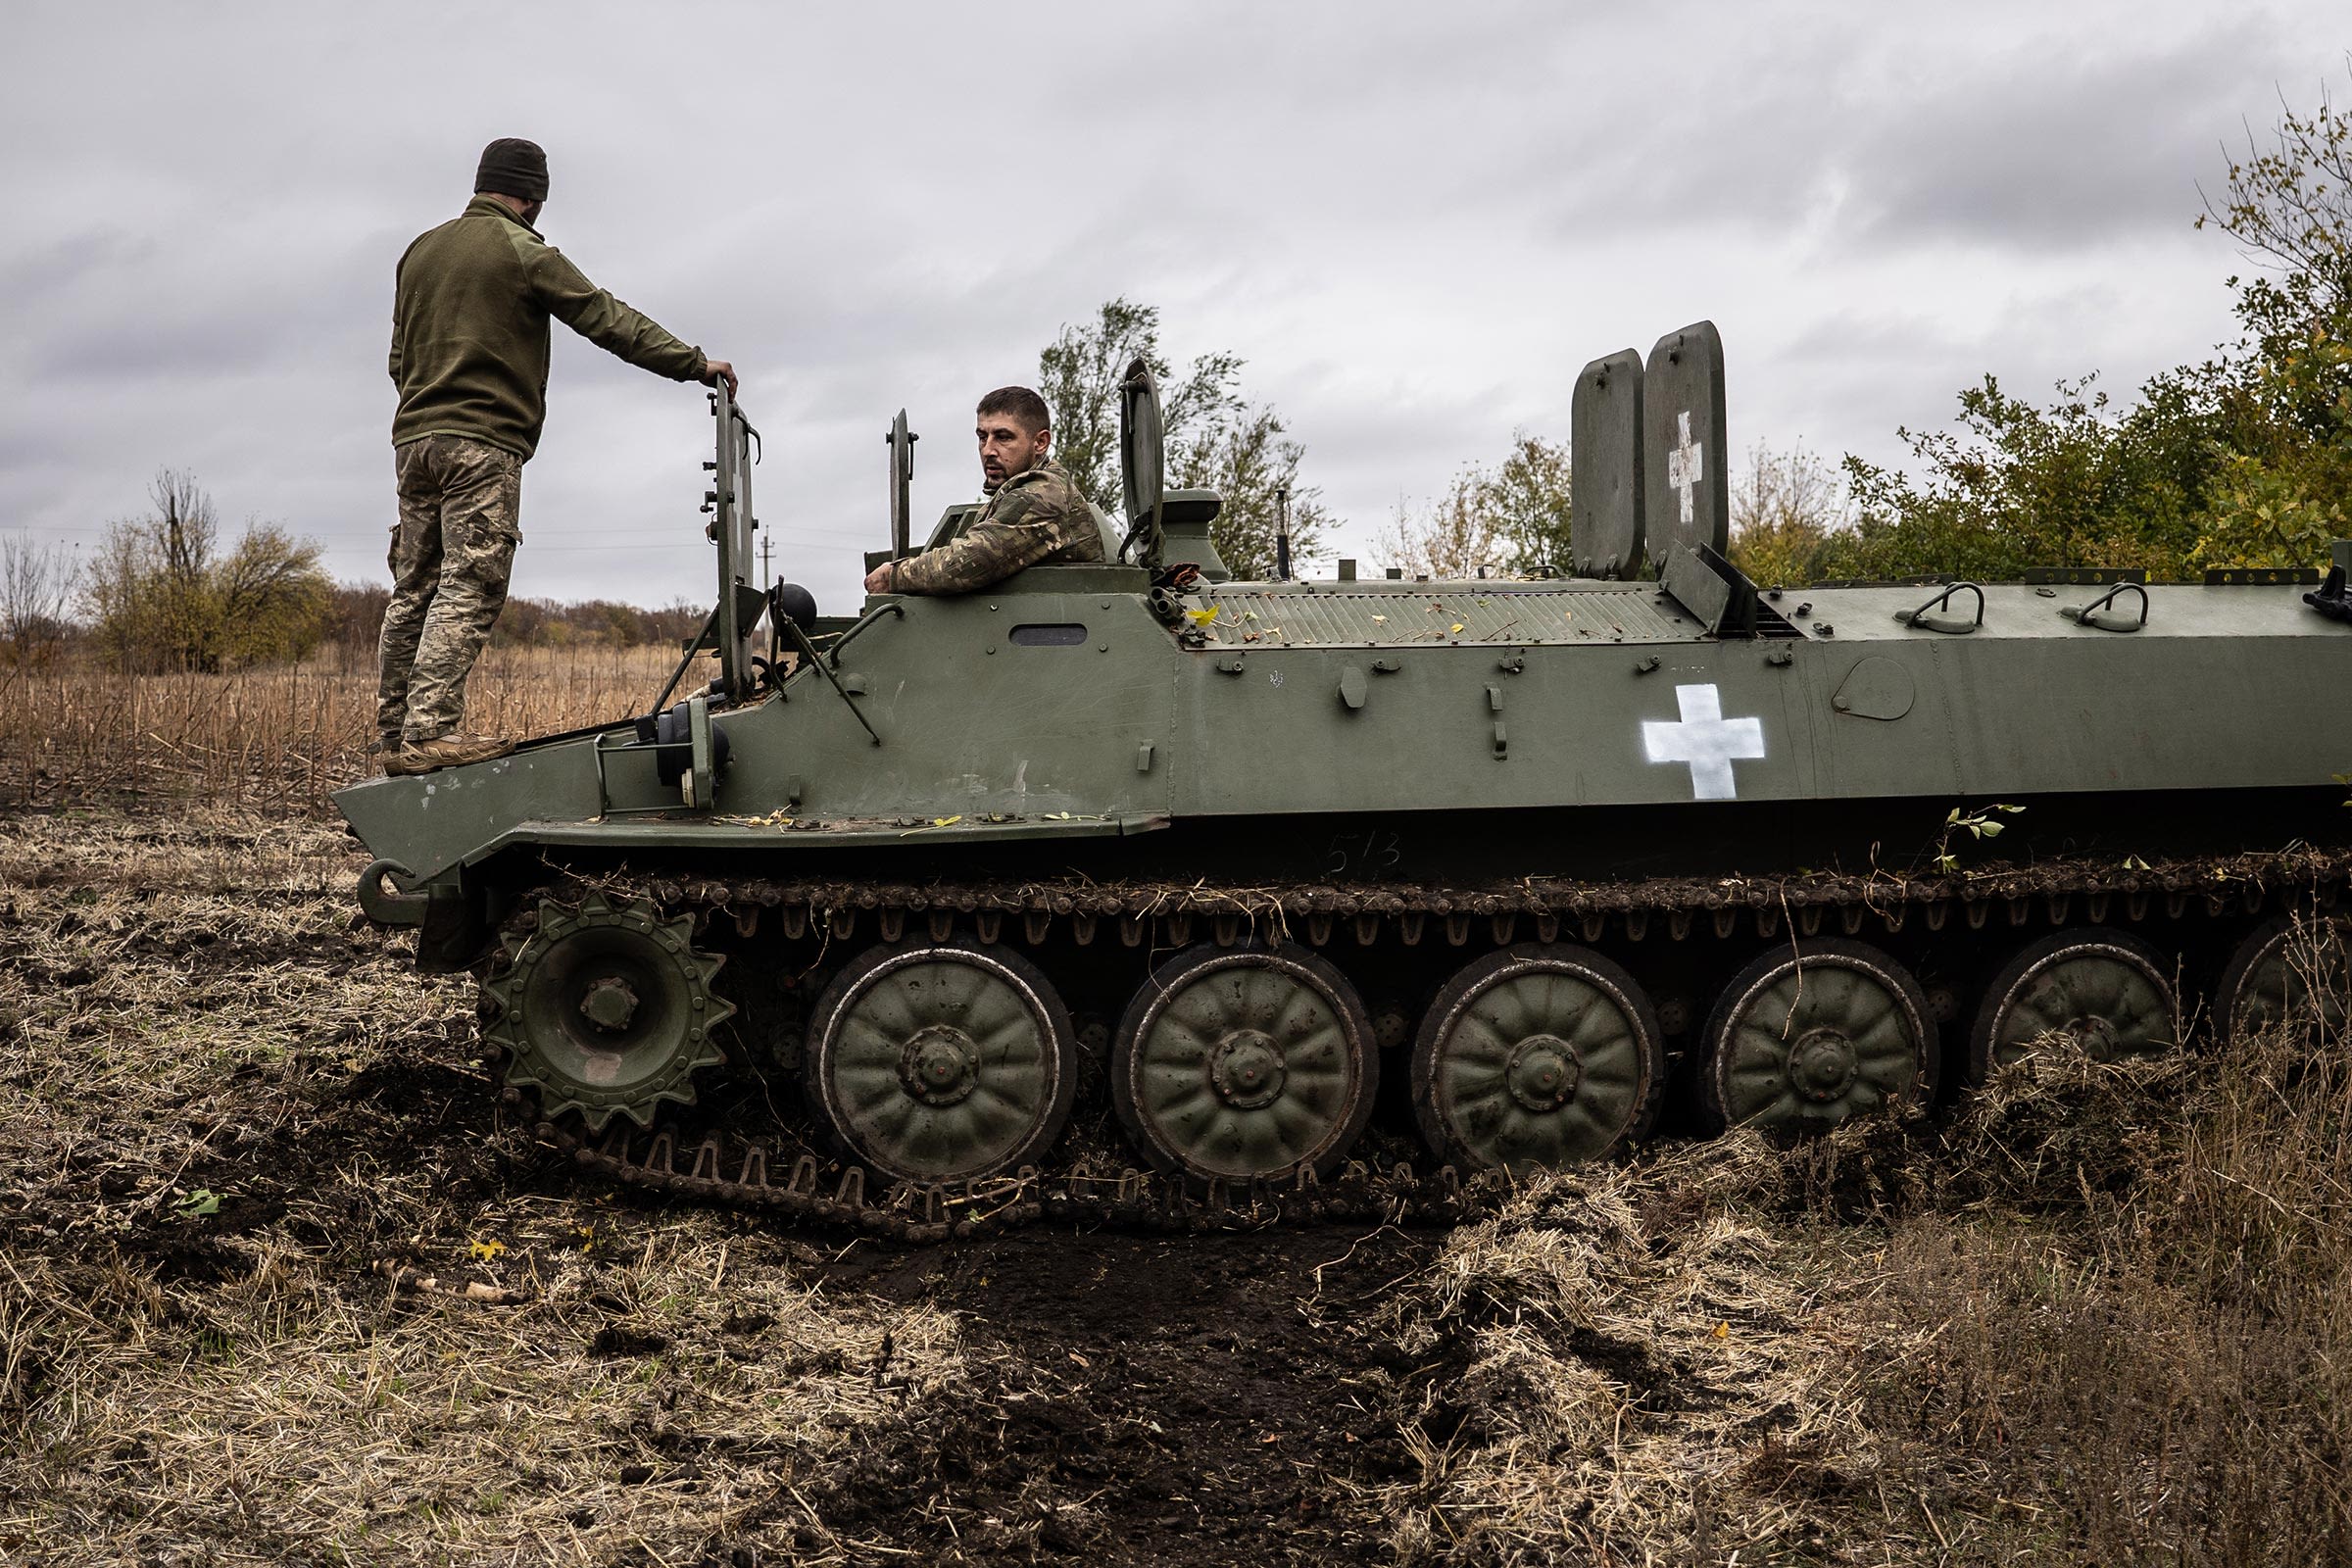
[
  {"x1": 1275, "y1": 481, "x2": 1293, "y2": 582},
  {"x1": 758, "y1": 531, "x2": 775, "y2": 669}
]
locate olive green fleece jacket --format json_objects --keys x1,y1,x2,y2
[{"x1": 390, "y1": 195, "x2": 706, "y2": 459}]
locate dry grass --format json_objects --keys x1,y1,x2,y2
[
  {"x1": 1365, "y1": 1158, "x2": 1882, "y2": 1564},
  {"x1": 1367, "y1": 1012, "x2": 2352, "y2": 1565},
  {"x1": 0, "y1": 809, "x2": 972, "y2": 1566},
  {"x1": 1845, "y1": 1019, "x2": 2352, "y2": 1564},
  {"x1": 0, "y1": 645, "x2": 674, "y2": 809},
  {"x1": 6, "y1": 799, "x2": 2352, "y2": 1565}
]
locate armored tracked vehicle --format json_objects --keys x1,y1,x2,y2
[{"x1": 339, "y1": 325, "x2": 2352, "y2": 1227}]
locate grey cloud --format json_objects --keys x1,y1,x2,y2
[
  {"x1": 1834, "y1": 34, "x2": 2261, "y2": 249},
  {"x1": 1, "y1": 0, "x2": 2342, "y2": 609},
  {"x1": 1527, "y1": 11, "x2": 2311, "y2": 256}
]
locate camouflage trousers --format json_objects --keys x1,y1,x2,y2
[{"x1": 377, "y1": 435, "x2": 522, "y2": 744}]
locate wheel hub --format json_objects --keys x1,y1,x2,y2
[
  {"x1": 1210, "y1": 1031, "x2": 1287, "y2": 1109},
  {"x1": 1503, "y1": 1033, "x2": 1583, "y2": 1112},
  {"x1": 484, "y1": 894, "x2": 732, "y2": 1133},
  {"x1": 1789, "y1": 1027, "x2": 1859, "y2": 1102},
  {"x1": 899, "y1": 1024, "x2": 981, "y2": 1105},
  {"x1": 2065, "y1": 1014, "x2": 2118, "y2": 1056},
  {"x1": 1119, "y1": 945, "x2": 1375, "y2": 1185},
  {"x1": 578, "y1": 975, "x2": 640, "y2": 1033}
]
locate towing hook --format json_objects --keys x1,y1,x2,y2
[{"x1": 358, "y1": 858, "x2": 429, "y2": 926}]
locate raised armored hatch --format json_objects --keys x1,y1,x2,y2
[{"x1": 338, "y1": 348, "x2": 2352, "y2": 1231}]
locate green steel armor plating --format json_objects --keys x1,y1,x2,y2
[{"x1": 339, "y1": 338, "x2": 2352, "y2": 1218}]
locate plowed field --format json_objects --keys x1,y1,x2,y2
[{"x1": 5, "y1": 807, "x2": 2347, "y2": 1565}]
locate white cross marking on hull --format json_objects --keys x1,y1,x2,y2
[
  {"x1": 1664, "y1": 410, "x2": 1702, "y2": 526},
  {"x1": 1642, "y1": 683, "x2": 1765, "y2": 800}
]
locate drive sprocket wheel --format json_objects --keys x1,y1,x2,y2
[
  {"x1": 486, "y1": 894, "x2": 733, "y2": 1132},
  {"x1": 1411, "y1": 944, "x2": 1665, "y2": 1173},
  {"x1": 804, "y1": 941, "x2": 1077, "y2": 1185},
  {"x1": 1967, "y1": 927, "x2": 2176, "y2": 1081},
  {"x1": 1112, "y1": 943, "x2": 1377, "y2": 1186},
  {"x1": 1701, "y1": 938, "x2": 1936, "y2": 1134},
  {"x1": 2216, "y1": 913, "x2": 2352, "y2": 1044}
]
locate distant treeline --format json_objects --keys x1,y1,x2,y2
[
  {"x1": 322, "y1": 583, "x2": 702, "y2": 654},
  {"x1": 2, "y1": 495, "x2": 704, "y2": 673}
]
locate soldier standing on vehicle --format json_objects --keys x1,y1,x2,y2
[
  {"x1": 862, "y1": 386, "x2": 1102, "y2": 596},
  {"x1": 378, "y1": 137, "x2": 737, "y2": 776}
]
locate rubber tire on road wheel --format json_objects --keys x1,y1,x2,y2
[
  {"x1": 1410, "y1": 943, "x2": 1665, "y2": 1173},
  {"x1": 1699, "y1": 938, "x2": 1937, "y2": 1135},
  {"x1": 1966, "y1": 926, "x2": 2176, "y2": 1083},
  {"x1": 1112, "y1": 943, "x2": 1378, "y2": 1187},
  {"x1": 804, "y1": 940, "x2": 1077, "y2": 1186}
]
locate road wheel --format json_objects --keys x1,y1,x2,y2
[
  {"x1": 804, "y1": 940, "x2": 1076, "y2": 1184},
  {"x1": 1112, "y1": 944, "x2": 1377, "y2": 1185},
  {"x1": 2215, "y1": 914, "x2": 2352, "y2": 1045},
  {"x1": 1410, "y1": 944, "x2": 1664, "y2": 1172},
  {"x1": 1967, "y1": 927, "x2": 2176, "y2": 1081},
  {"x1": 1701, "y1": 938, "x2": 1936, "y2": 1134}
]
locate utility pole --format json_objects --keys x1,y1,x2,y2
[{"x1": 760, "y1": 532, "x2": 772, "y2": 587}]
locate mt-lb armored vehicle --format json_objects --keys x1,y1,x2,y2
[{"x1": 339, "y1": 325, "x2": 2352, "y2": 1217}]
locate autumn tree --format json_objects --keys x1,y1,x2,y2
[
  {"x1": 1037, "y1": 298, "x2": 1328, "y2": 577},
  {"x1": 83, "y1": 469, "x2": 331, "y2": 671},
  {"x1": 1826, "y1": 70, "x2": 2352, "y2": 582},
  {"x1": 1377, "y1": 466, "x2": 1504, "y2": 579},
  {"x1": 1377, "y1": 434, "x2": 1572, "y2": 579},
  {"x1": 0, "y1": 535, "x2": 78, "y2": 666},
  {"x1": 1727, "y1": 441, "x2": 1851, "y2": 586},
  {"x1": 1822, "y1": 374, "x2": 2222, "y2": 581},
  {"x1": 1484, "y1": 435, "x2": 1574, "y2": 575},
  {"x1": 2189, "y1": 70, "x2": 2352, "y2": 567}
]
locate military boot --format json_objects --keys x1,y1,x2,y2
[{"x1": 392, "y1": 733, "x2": 515, "y2": 775}]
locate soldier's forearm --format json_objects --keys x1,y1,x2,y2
[
  {"x1": 565, "y1": 294, "x2": 704, "y2": 379},
  {"x1": 891, "y1": 522, "x2": 1059, "y2": 595},
  {"x1": 528, "y1": 247, "x2": 703, "y2": 380},
  {"x1": 889, "y1": 545, "x2": 987, "y2": 595}
]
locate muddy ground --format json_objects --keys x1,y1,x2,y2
[{"x1": 4, "y1": 806, "x2": 2344, "y2": 1566}]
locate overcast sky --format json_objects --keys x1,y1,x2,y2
[{"x1": 3, "y1": 2, "x2": 2342, "y2": 612}]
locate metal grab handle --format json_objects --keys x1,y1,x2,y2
[
  {"x1": 1894, "y1": 581, "x2": 1985, "y2": 633},
  {"x1": 718, "y1": 389, "x2": 760, "y2": 461},
  {"x1": 824, "y1": 600, "x2": 906, "y2": 667},
  {"x1": 2061, "y1": 581, "x2": 2149, "y2": 632}
]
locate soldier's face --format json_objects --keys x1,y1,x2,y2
[{"x1": 976, "y1": 416, "x2": 1049, "y2": 492}]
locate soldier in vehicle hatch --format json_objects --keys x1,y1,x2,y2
[
  {"x1": 378, "y1": 137, "x2": 737, "y2": 777},
  {"x1": 862, "y1": 386, "x2": 1102, "y2": 597}
]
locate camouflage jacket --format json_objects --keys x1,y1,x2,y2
[
  {"x1": 892, "y1": 460, "x2": 1104, "y2": 595},
  {"x1": 390, "y1": 196, "x2": 705, "y2": 460}
]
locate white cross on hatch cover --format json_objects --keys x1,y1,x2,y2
[
  {"x1": 1642, "y1": 683, "x2": 1765, "y2": 800},
  {"x1": 1664, "y1": 410, "x2": 1702, "y2": 526}
]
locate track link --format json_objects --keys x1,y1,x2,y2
[
  {"x1": 532, "y1": 1112, "x2": 1502, "y2": 1243},
  {"x1": 490, "y1": 847, "x2": 2352, "y2": 1240},
  {"x1": 639, "y1": 845, "x2": 2352, "y2": 950}
]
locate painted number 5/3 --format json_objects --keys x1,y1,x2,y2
[{"x1": 1323, "y1": 831, "x2": 1401, "y2": 880}]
